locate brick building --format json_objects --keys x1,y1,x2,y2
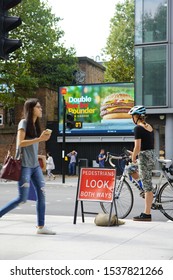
[{"x1": 76, "y1": 56, "x2": 105, "y2": 84}]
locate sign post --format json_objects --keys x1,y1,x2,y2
[
  {"x1": 62, "y1": 96, "x2": 66, "y2": 183},
  {"x1": 73, "y1": 168, "x2": 117, "y2": 225}
]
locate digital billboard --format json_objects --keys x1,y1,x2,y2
[{"x1": 58, "y1": 82, "x2": 135, "y2": 136}]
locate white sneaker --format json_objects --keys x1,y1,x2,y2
[{"x1": 37, "y1": 226, "x2": 56, "y2": 235}]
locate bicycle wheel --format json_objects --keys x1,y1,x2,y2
[
  {"x1": 158, "y1": 182, "x2": 173, "y2": 221},
  {"x1": 100, "y1": 178, "x2": 134, "y2": 219}
]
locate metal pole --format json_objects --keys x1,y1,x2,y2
[{"x1": 62, "y1": 96, "x2": 66, "y2": 183}]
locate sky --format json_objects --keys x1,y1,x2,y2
[{"x1": 44, "y1": 0, "x2": 124, "y2": 60}]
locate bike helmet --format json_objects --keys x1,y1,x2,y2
[{"x1": 128, "y1": 105, "x2": 146, "y2": 116}]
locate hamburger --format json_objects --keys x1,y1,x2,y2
[{"x1": 100, "y1": 93, "x2": 134, "y2": 119}]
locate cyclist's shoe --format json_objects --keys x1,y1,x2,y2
[{"x1": 133, "y1": 213, "x2": 151, "y2": 221}]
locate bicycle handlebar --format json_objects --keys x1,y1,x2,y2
[{"x1": 106, "y1": 151, "x2": 130, "y2": 168}]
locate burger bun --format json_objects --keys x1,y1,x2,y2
[{"x1": 102, "y1": 112, "x2": 131, "y2": 119}]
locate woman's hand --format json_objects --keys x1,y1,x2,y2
[{"x1": 39, "y1": 130, "x2": 51, "y2": 142}]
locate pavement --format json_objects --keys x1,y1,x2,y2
[{"x1": 0, "y1": 175, "x2": 173, "y2": 261}]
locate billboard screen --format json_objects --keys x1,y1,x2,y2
[{"x1": 58, "y1": 82, "x2": 135, "y2": 136}]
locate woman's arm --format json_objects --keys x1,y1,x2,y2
[
  {"x1": 17, "y1": 129, "x2": 51, "y2": 147},
  {"x1": 132, "y1": 139, "x2": 141, "y2": 163}
]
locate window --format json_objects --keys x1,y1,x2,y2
[
  {"x1": 135, "y1": 45, "x2": 167, "y2": 107},
  {"x1": 135, "y1": 0, "x2": 168, "y2": 44}
]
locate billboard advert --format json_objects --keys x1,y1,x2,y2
[{"x1": 58, "y1": 82, "x2": 135, "y2": 136}]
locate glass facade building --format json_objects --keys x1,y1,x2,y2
[
  {"x1": 134, "y1": 0, "x2": 173, "y2": 159},
  {"x1": 134, "y1": 0, "x2": 173, "y2": 160},
  {"x1": 135, "y1": 0, "x2": 168, "y2": 107}
]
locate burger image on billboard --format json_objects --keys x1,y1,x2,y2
[{"x1": 100, "y1": 93, "x2": 134, "y2": 119}]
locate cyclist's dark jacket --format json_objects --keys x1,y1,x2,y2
[{"x1": 134, "y1": 125, "x2": 154, "y2": 151}]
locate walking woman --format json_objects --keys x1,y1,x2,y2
[
  {"x1": 128, "y1": 105, "x2": 155, "y2": 221},
  {"x1": 0, "y1": 98, "x2": 56, "y2": 234}
]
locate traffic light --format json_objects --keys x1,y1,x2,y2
[
  {"x1": 66, "y1": 112, "x2": 75, "y2": 129},
  {"x1": 0, "y1": 0, "x2": 22, "y2": 60},
  {"x1": 66, "y1": 113, "x2": 83, "y2": 129}
]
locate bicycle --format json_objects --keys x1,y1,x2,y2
[{"x1": 100, "y1": 149, "x2": 173, "y2": 221}]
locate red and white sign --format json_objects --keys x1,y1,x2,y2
[{"x1": 78, "y1": 168, "x2": 116, "y2": 202}]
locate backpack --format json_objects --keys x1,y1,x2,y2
[{"x1": 96, "y1": 155, "x2": 99, "y2": 164}]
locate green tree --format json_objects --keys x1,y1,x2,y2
[
  {"x1": 103, "y1": 0, "x2": 135, "y2": 83},
  {"x1": 0, "y1": 0, "x2": 77, "y2": 107}
]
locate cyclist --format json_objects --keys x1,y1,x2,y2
[{"x1": 128, "y1": 105, "x2": 155, "y2": 221}]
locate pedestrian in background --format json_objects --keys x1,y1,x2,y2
[
  {"x1": 67, "y1": 150, "x2": 77, "y2": 175},
  {"x1": 46, "y1": 152, "x2": 55, "y2": 180},
  {"x1": 98, "y1": 149, "x2": 106, "y2": 168},
  {"x1": 0, "y1": 98, "x2": 56, "y2": 235}
]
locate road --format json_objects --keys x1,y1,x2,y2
[{"x1": 0, "y1": 176, "x2": 169, "y2": 222}]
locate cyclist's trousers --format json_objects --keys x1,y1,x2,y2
[{"x1": 138, "y1": 149, "x2": 155, "y2": 192}]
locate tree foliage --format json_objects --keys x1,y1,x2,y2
[
  {"x1": 0, "y1": 0, "x2": 78, "y2": 108},
  {"x1": 103, "y1": 0, "x2": 135, "y2": 83}
]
